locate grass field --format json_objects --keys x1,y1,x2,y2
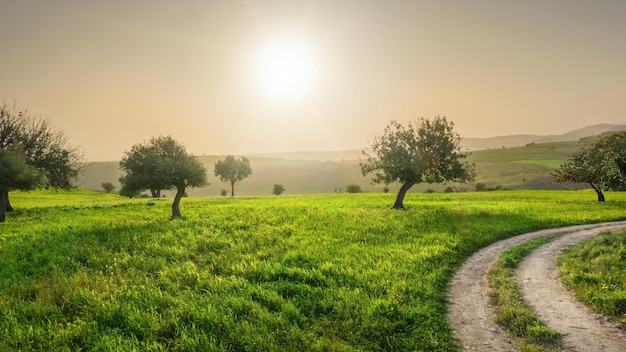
[
  {"x1": 1, "y1": 189, "x2": 625, "y2": 351},
  {"x1": 559, "y1": 230, "x2": 626, "y2": 329}
]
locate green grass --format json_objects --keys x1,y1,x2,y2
[
  {"x1": 559, "y1": 230, "x2": 626, "y2": 329},
  {"x1": 488, "y1": 235, "x2": 564, "y2": 352},
  {"x1": 1, "y1": 189, "x2": 626, "y2": 351}
]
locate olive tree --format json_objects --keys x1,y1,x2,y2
[
  {"x1": 553, "y1": 132, "x2": 626, "y2": 201},
  {"x1": 0, "y1": 146, "x2": 45, "y2": 222},
  {"x1": 119, "y1": 136, "x2": 208, "y2": 218},
  {"x1": 361, "y1": 116, "x2": 475, "y2": 209},
  {"x1": 0, "y1": 102, "x2": 82, "y2": 211},
  {"x1": 214, "y1": 155, "x2": 252, "y2": 197}
]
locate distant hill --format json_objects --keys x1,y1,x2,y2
[
  {"x1": 460, "y1": 123, "x2": 626, "y2": 150},
  {"x1": 77, "y1": 124, "x2": 625, "y2": 196}
]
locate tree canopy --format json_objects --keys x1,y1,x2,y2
[
  {"x1": 214, "y1": 155, "x2": 252, "y2": 197},
  {"x1": 0, "y1": 146, "x2": 45, "y2": 222},
  {"x1": 0, "y1": 102, "x2": 82, "y2": 212},
  {"x1": 553, "y1": 132, "x2": 626, "y2": 201},
  {"x1": 361, "y1": 116, "x2": 474, "y2": 209},
  {"x1": 119, "y1": 136, "x2": 208, "y2": 218}
]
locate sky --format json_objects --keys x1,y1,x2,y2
[{"x1": 1, "y1": 0, "x2": 625, "y2": 161}]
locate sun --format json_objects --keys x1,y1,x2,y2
[{"x1": 253, "y1": 37, "x2": 318, "y2": 102}]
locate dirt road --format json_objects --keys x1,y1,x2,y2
[{"x1": 447, "y1": 221, "x2": 626, "y2": 351}]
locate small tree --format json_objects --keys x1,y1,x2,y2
[
  {"x1": 345, "y1": 184, "x2": 363, "y2": 193},
  {"x1": 273, "y1": 184, "x2": 285, "y2": 195},
  {"x1": 214, "y1": 155, "x2": 252, "y2": 197},
  {"x1": 361, "y1": 116, "x2": 475, "y2": 209},
  {"x1": 101, "y1": 182, "x2": 115, "y2": 193},
  {"x1": 0, "y1": 147, "x2": 45, "y2": 222},
  {"x1": 553, "y1": 132, "x2": 626, "y2": 201},
  {"x1": 119, "y1": 136, "x2": 208, "y2": 218}
]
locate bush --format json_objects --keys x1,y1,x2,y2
[
  {"x1": 425, "y1": 188, "x2": 436, "y2": 193},
  {"x1": 345, "y1": 184, "x2": 363, "y2": 193},
  {"x1": 444, "y1": 186, "x2": 455, "y2": 193},
  {"x1": 101, "y1": 182, "x2": 115, "y2": 193},
  {"x1": 272, "y1": 184, "x2": 285, "y2": 195},
  {"x1": 220, "y1": 189, "x2": 228, "y2": 197},
  {"x1": 475, "y1": 183, "x2": 487, "y2": 192}
]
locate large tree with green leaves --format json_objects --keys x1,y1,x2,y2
[
  {"x1": 0, "y1": 146, "x2": 45, "y2": 222},
  {"x1": 119, "y1": 136, "x2": 208, "y2": 218},
  {"x1": 0, "y1": 102, "x2": 82, "y2": 211},
  {"x1": 553, "y1": 132, "x2": 626, "y2": 201},
  {"x1": 361, "y1": 116, "x2": 475, "y2": 209},
  {"x1": 214, "y1": 155, "x2": 252, "y2": 197}
]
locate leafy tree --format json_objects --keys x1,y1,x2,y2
[
  {"x1": 361, "y1": 116, "x2": 475, "y2": 209},
  {"x1": 0, "y1": 146, "x2": 45, "y2": 222},
  {"x1": 0, "y1": 102, "x2": 82, "y2": 211},
  {"x1": 214, "y1": 155, "x2": 252, "y2": 197},
  {"x1": 553, "y1": 132, "x2": 626, "y2": 201},
  {"x1": 272, "y1": 184, "x2": 285, "y2": 195},
  {"x1": 119, "y1": 136, "x2": 208, "y2": 218},
  {"x1": 345, "y1": 184, "x2": 363, "y2": 193},
  {"x1": 101, "y1": 182, "x2": 115, "y2": 193}
]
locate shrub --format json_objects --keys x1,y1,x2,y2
[
  {"x1": 345, "y1": 184, "x2": 363, "y2": 193},
  {"x1": 101, "y1": 182, "x2": 115, "y2": 194},
  {"x1": 272, "y1": 184, "x2": 285, "y2": 195}
]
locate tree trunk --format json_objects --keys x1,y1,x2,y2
[
  {"x1": 3, "y1": 190, "x2": 13, "y2": 212},
  {"x1": 150, "y1": 189, "x2": 161, "y2": 198},
  {"x1": 392, "y1": 181, "x2": 416, "y2": 209},
  {"x1": 589, "y1": 183, "x2": 605, "y2": 202},
  {"x1": 231, "y1": 181, "x2": 235, "y2": 197},
  {"x1": 0, "y1": 192, "x2": 7, "y2": 223},
  {"x1": 171, "y1": 186, "x2": 185, "y2": 219}
]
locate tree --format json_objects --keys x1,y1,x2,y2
[
  {"x1": 553, "y1": 132, "x2": 626, "y2": 201},
  {"x1": 101, "y1": 182, "x2": 115, "y2": 193},
  {"x1": 0, "y1": 146, "x2": 45, "y2": 222},
  {"x1": 345, "y1": 184, "x2": 363, "y2": 193},
  {"x1": 214, "y1": 155, "x2": 252, "y2": 197},
  {"x1": 361, "y1": 116, "x2": 475, "y2": 209},
  {"x1": 272, "y1": 184, "x2": 285, "y2": 195},
  {"x1": 0, "y1": 102, "x2": 82, "y2": 211},
  {"x1": 119, "y1": 136, "x2": 208, "y2": 218}
]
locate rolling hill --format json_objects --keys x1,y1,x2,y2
[{"x1": 76, "y1": 124, "x2": 625, "y2": 196}]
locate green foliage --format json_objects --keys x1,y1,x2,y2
[
  {"x1": 559, "y1": 230, "x2": 626, "y2": 329},
  {"x1": 101, "y1": 182, "x2": 115, "y2": 193},
  {"x1": 0, "y1": 147, "x2": 46, "y2": 221},
  {"x1": 1, "y1": 190, "x2": 626, "y2": 350},
  {"x1": 553, "y1": 132, "x2": 626, "y2": 199},
  {"x1": 345, "y1": 184, "x2": 362, "y2": 193},
  {"x1": 0, "y1": 102, "x2": 82, "y2": 215},
  {"x1": 488, "y1": 235, "x2": 564, "y2": 351},
  {"x1": 272, "y1": 184, "x2": 285, "y2": 195},
  {"x1": 214, "y1": 155, "x2": 252, "y2": 197},
  {"x1": 119, "y1": 136, "x2": 208, "y2": 218},
  {"x1": 220, "y1": 189, "x2": 228, "y2": 197},
  {"x1": 361, "y1": 117, "x2": 475, "y2": 208}
]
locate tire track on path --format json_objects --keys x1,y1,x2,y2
[
  {"x1": 517, "y1": 224, "x2": 626, "y2": 352},
  {"x1": 446, "y1": 221, "x2": 626, "y2": 351}
]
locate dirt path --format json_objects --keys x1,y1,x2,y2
[
  {"x1": 517, "y1": 225, "x2": 626, "y2": 352},
  {"x1": 446, "y1": 221, "x2": 626, "y2": 351}
]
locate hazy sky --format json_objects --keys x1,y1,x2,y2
[{"x1": 1, "y1": 0, "x2": 625, "y2": 161}]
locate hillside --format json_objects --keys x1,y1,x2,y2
[{"x1": 77, "y1": 124, "x2": 625, "y2": 196}]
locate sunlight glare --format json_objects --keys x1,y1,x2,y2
[{"x1": 254, "y1": 37, "x2": 318, "y2": 102}]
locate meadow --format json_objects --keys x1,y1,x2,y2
[
  {"x1": 559, "y1": 230, "x2": 626, "y2": 329},
  {"x1": 1, "y1": 189, "x2": 625, "y2": 351}
]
